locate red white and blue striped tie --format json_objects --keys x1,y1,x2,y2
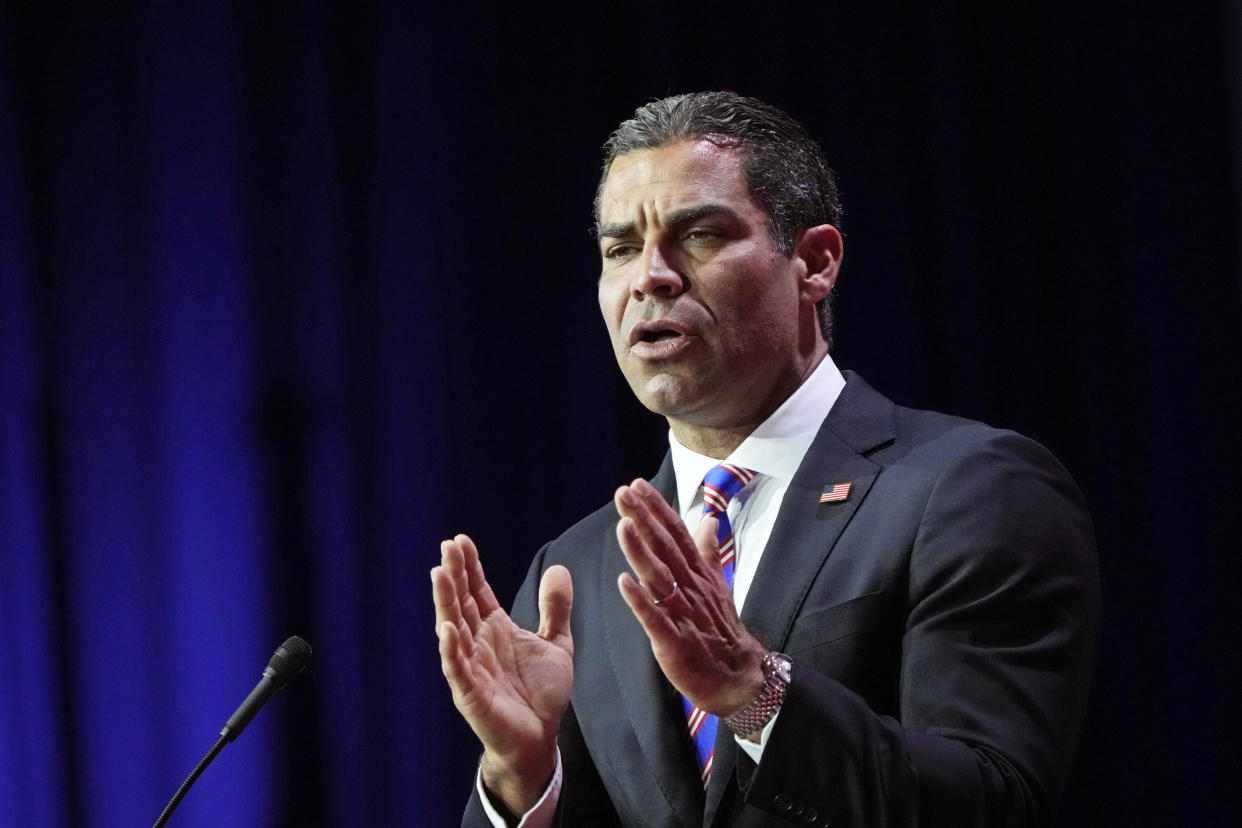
[{"x1": 683, "y1": 463, "x2": 756, "y2": 787}]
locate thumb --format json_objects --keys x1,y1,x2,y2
[
  {"x1": 537, "y1": 564, "x2": 574, "y2": 644},
  {"x1": 694, "y1": 514, "x2": 721, "y2": 567}
]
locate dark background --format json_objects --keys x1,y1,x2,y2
[{"x1": 2, "y1": 1, "x2": 1239, "y2": 825}]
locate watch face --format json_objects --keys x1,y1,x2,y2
[{"x1": 769, "y1": 653, "x2": 793, "y2": 683}]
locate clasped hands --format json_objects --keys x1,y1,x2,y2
[{"x1": 431, "y1": 478, "x2": 766, "y2": 813}]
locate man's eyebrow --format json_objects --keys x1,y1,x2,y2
[
  {"x1": 664, "y1": 203, "x2": 743, "y2": 229},
  {"x1": 595, "y1": 220, "x2": 635, "y2": 240},
  {"x1": 594, "y1": 203, "x2": 743, "y2": 240}
]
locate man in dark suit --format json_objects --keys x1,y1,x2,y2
[{"x1": 431, "y1": 92, "x2": 1099, "y2": 827}]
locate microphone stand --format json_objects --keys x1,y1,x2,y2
[{"x1": 153, "y1": 734, "x2": 228, "y2": 828}]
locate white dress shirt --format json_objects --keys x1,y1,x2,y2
[{"x1": 480, "y1": 355, "x2": 847, "y2": 827}]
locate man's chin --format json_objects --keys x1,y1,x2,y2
[
  {"x1": 631, "y1": 373, "x2": 698, "y2": 416},
  {"x1": 631, "y1": 372, "x2": 723, "y2": 423}
]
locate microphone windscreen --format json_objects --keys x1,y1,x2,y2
[{"x1": 265, "y1": 635, "x2": 313, "y2": 687}]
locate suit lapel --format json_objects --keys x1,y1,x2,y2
[
  {"x1": 741, "y1": 371, "x2": 895, "y2": 650},
  {"x1": 704, "y1": 373, "x2": 896, "y2": 824},
  {"x1": 600, "y1": 454, "x2": 704, "y2": 826}
]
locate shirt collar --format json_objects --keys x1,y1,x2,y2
[{"x1": 669, "y1": 354, "x2": 847, "y2": 510}]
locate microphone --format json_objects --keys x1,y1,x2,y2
[
  {"x1": 221, "y1": 635, "x2": 313, "y2": 742},
  {"x1": 153, "y1": 635, "x2": 312, "y2": 827}
]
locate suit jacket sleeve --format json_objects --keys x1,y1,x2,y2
[{"x1": 739, "y1": 430, "x2": 1100, "y2": 828}]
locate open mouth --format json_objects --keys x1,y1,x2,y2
[{"x1": 628, "y1": 318, "x2": 695, "y2": 355}]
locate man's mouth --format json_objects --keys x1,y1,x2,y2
[
  {"x1": 628, "y1": 318, "x2": 691, "y2": 347},
  {"x1": 627, "y1": 319, "x2": 697, "y2": 360},
  {"x1": 640, "y1": 328, "x2": 682, "y2": 344}
]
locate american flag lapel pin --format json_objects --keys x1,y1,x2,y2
[{"x1": 819, "y1": 482, "x2": 852, "y2": 503}]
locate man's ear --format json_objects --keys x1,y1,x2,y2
[{"x1": 794, "y1": 224, "x2": 844, "y2": 304}]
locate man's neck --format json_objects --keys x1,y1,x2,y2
[
  {"x1": 667, "y1": 349, "x2": 830, "y2": 460},
  {"x1": 668, "y1": 421, "x2": 756, "y2": 460}
]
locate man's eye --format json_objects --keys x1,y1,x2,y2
[
  {"x1": 683, "y1": 229, "x2": 721, "y2": 243},
  {"x1": 604, "y1": 244, "x2": 638, "y2": 259}
]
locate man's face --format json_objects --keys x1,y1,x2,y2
[{"x1": 597, "y1": 139, "x2": 821, "y2": 434}]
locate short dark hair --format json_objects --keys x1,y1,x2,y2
[{"x1": 596, "y1": 91, "x2": 842, "y2": 347}]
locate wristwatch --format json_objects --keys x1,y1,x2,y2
[{"x1": 723, "y1": 652, "x2": 792, "y2": 736}]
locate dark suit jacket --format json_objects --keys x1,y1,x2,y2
[{"x1": 464, "y1": 372, "x2": 1100, "y2": 827}]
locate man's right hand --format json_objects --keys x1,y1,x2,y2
[{"x1": 432, "y1": 534, "x2": 574, "y2": 815}]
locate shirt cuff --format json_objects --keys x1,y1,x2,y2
[
  {"x1": 733, "y1": 708, "x2": 780, "y2": 765},
  {"x1": 476, "y1": 748, "x2": 562, "y2": 828}
]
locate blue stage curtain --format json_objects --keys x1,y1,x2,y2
[
  {"x1": 0, "y1": 3, "x2": 463, "y2": 825},
  {"x1": 1, "y1": 3, "x2": 637, "y2": 825}
]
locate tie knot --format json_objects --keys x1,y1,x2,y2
[{"x1": 701, "y1": 464, "x2": 756, "y2": 515}]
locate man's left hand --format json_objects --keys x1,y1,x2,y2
[{"x1": 614, "y1": 478, "x2": 767, "y2": 720}]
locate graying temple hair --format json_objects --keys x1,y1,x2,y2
[{"x1": 596, "y1": 91, "x2": 843, "y2": 348}]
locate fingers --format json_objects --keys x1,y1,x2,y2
[
  {"x1": 617, "y1": 571, "x2": 678, "y2": 640},
  {"x1": 457, "y1": 534, "x2": 502, "y2": 618},
  {"x1": 437, "y1": 539, "x2": 476, "y2": 621},
  {"x1": 614, "y1": 479, "x2": 705, "y2": 595},
  {"x1": 633, "y1": 478, "x2": 710, "y2": 573},
  {"x1": 615, "y1": 513, "x2": 677, "y2": 602},
  {"x1": 693, "y1": 514, "x2": 728, "y2": 583},
  {"x1": 437, "y1": 619, "x2": 476, "y2": 700},
  {"x1": 432, "y1": 558, "x2": 476, "y2": 656},
  {"x1": 537, "y1": 565, "x2": 574, "y2": 647},
  {"x1": 432, "y1": 533, "x2": 498, "y2": 662},
  {"x1": 434, "y1": 533, "x2": 505, "y2": 635}
]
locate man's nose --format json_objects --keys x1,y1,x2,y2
[{"x1": 632, "y1": 243, "x2": 684, "y2": 299}]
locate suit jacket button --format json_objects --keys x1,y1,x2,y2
[
  {"x1": 805, "y1": 806, "x2": 820, "y2": 824},
  {"x1": 774, "y1": 793, "x2": 794, "y2": 812}
]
